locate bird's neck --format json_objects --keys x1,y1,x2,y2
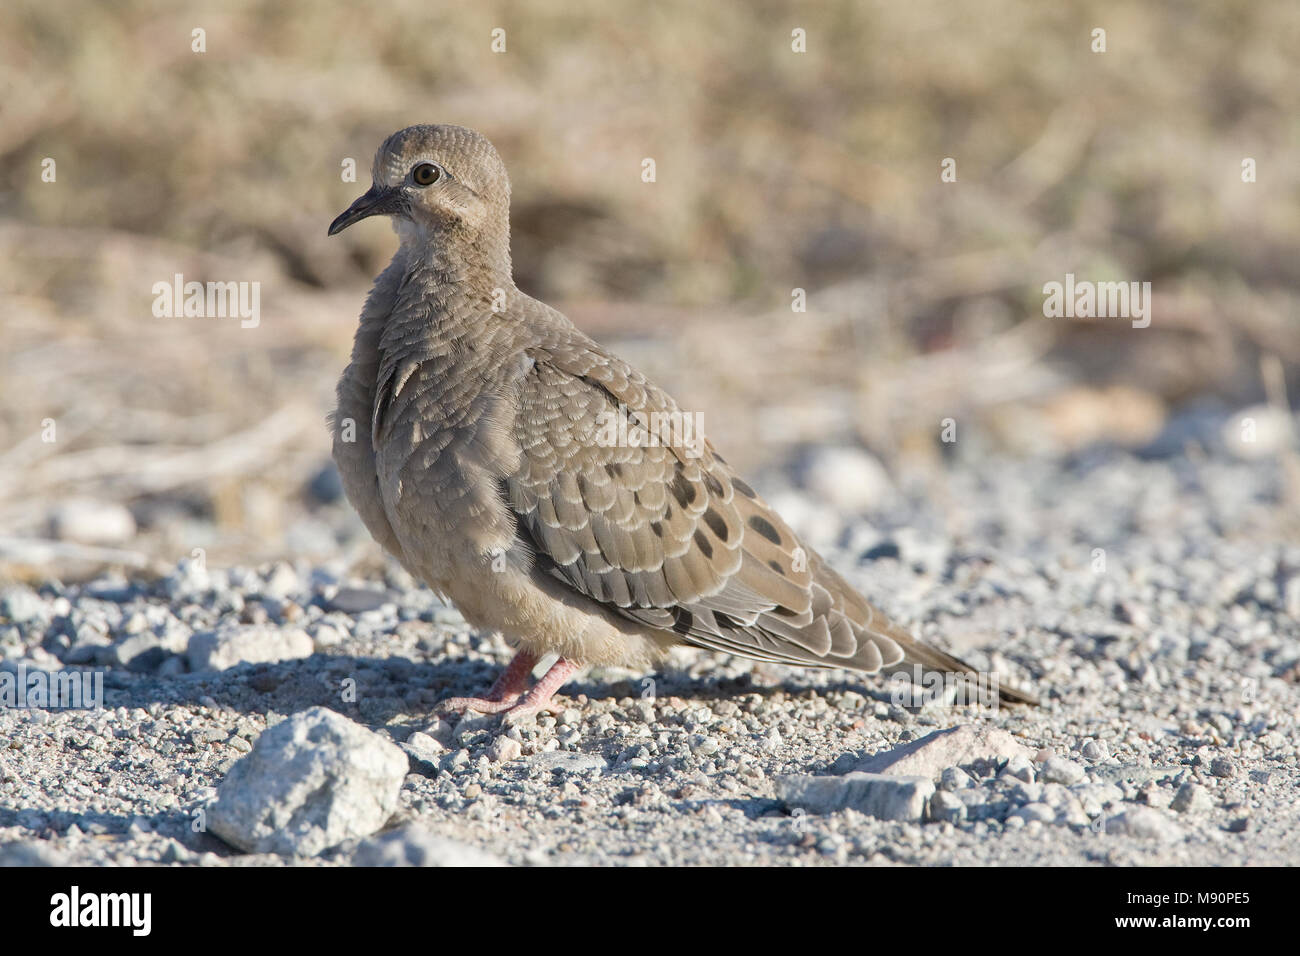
[
  {"x1": 399, "y1": 221, "x2": 513, "y2": 293},
  {"x1": 381, "y1": 234, "x2": 516, "y2": 356}
]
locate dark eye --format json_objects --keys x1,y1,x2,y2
[{"x1": 412, "y1": 162, "x2": 441, "y2": 186}]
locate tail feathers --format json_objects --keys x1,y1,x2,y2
[
  {"x1": 807, "y1": 557, "x2": 1039, "y2": 706},
  {"x1": 891, "y1": 638, "x2": 1040, "y2": 707}
]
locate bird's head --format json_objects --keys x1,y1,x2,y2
[{"x1": 328, "y1": 124, "x2": 511, "y2": 256}]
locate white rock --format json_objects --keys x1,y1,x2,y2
[
  {"x1": 259, "y1": 562, "x2": 301, "y2": 600},
  {"x1": 938, "y1": 766, "x2": 974, "y2": 791},
  {"x1": 187, "y1": 623, "x2": 313, "y2": 672},
  {"x1": 1105, "y1": 807, "x2": 1185, "y2": 843},
  {"x1": 853, "y1": 725, "x2": 1035, "y2": 780},
  {"x1": 778, "y1": 772, "x2": 935, "y2": 821},
  {"x1": 799, "y1": 446, "x2": 893, "y2": 513},
  {"x1": 1222, "y1": 405, "x2": 1295, "y2": 459},
  {"x1": 1009, "y1": 802, "x2": 1056, "y2": 824},
  {"x1": 487, "y1": 736, "x2": 522, "y2": 763},
  {"x1": 689, "y1": 734, "x2": 721, "y2": 756},
  {"x1": 1040, "y1": 755, "x2": 1086, "y2": 785},
  {"x1": 1080, "y1": 739, "x2": 1108, "y2": 762},
  {"x1": 928, "y1": 789, "x2": 967, "y2": 823},
  {"x1": 0, "y1": 840, "x2": 66, "y2": 866},
  {"x1": 765, "y1": 492, "x2": 842, "y2": 546},
  {"x1": 420, "y1": 716, "x2": 457, "y2": 748},
  {"x1": 310, "y1": 622, "x2": 347, "y2": 648},
  {"x1": 1001, "y1": 754, "x2": 1036, "y2": 783},
  {"x1": 1170, "y1": 782, "x2": 1214, "y2": 814},
  {"x1": 208, "y1": 707, "x2": 407, "y2": 857},
  {"x1": 326, "y1": 586, "x2": 391, "y2": 614},
  {"x1": 531, "y1": 751, "x2": 608, "y2": 774},
  {"x1": 48, "y1": 498, "x2": 136, "y2": 546},
  {"x1": 0, "y1": 586, "x2": 47, "y2": 625}
]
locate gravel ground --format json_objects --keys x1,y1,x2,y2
[{"x1": 2, "y1": 419, "x2": 1298, "y2": 867}]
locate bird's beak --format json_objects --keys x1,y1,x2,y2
[{"x1": 328, "y1": 183, "x2": 401, "y2": 236}]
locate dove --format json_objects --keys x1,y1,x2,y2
[{"x1": 328, "y1": 124, "x2": 1035, "y2": 723}]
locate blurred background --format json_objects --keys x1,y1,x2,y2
[{"x1": 1, "y1": 0, "x2": 1297, "y2": 581}]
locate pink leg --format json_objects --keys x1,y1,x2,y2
[
  {"x1": 501, "y1": 657, "x2": 581, "y2": 726},
  {"x1": 434, "y1": 649, "x2": 539, "y2": 716}
]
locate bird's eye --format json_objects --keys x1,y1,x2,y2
[{"x1": 411, "y1": 163, "x2": 441, "y2": 186}]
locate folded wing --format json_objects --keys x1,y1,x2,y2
[{"x1": 502, "y1": 338, "x2": 910, "y2": 674}]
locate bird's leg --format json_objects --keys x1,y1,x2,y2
[
  {"x1": 435, "y1": 648, "x2": 540, "y2": 716},
  {"x1": 500, "y1": 657, "x2": 581, "y2": 726}
]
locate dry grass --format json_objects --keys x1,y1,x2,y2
[{"x1": 1, "y1": 0, "x2": 1298, "y2": 575}]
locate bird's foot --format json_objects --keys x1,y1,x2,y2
[
  {"x1": 500, "y1": 657, "x2": 581, "y2": 727},
  {"x1": 432, "y1": 648, "x2": 539, "y2": 717},
  {"x1": 498, "y1": 696, "x2": 565, "y2": 727},
  {"x1": 434, "y1": 694, "x2": 523, "y2": 716}
]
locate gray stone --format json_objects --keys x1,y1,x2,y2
[
  {"x1": 420, "y1": 715, "x2": 457, "y2": 748},
  {"x1": 487, "y1": 736, "x2": 522, "y2": 763},
  {"x1": 530, "y1": 751, "x2": 608, "y2": 775},
  {"x1": 852, "y1": 725, "x2": 1034, "y2": 780},
  {"x1": 688, "y1": 734, "x2": 721, "y2": 756},
  {"x1": 1009, "y1": 782, "x2": 1044, "y2": 805},
  {"x1": 401, "y1": 732, "x2": 447, "y2": 776},
  {"x1": 326, "y1": 587, "x2": 392, "y2": 614},
  {"x1": 1170, "y1": 782, "x2": 1214, "y2": 814},
  {"x1": 1001, "y1": 754, "x2": 1036, "y2": 783},
  {"x1": 208, "y1": 707, "x2": 407, "y2": 857},
  {"x1": 1040, "y1": 755, "x2": 1086, "y2": 785},
  {"x1": 927, "y1": 789, "x2": 967, "y2": 824},
  {"x1": 1091, "y1": 764, "x2": 1181, "y2": 787},
  {"x1": 778, "y1": 772, "x2": 935, "y2": 821},
  {"x1": 0, "y1": 840, "x2": 65, "y2": 866},
  {"x1": 453, "y1": 713, "x2": 499, "y2": 746},
  {"x1": 351, "y1": 825, "x2": 505, "y2": 866},
  {"x1": 187, "y1": 623, "x2": 313, "y2": 672},
  {"x1": 1080, "y1": 739, "x2": 1108, "y2": 762},
  {"x1": 938, "y1": 766, "x2": 974, "y2": 791},
  {"x1": 1010, "y1": 802, "x2": 1056, "y2": 824},
  {"x1": 1106, "y1": 807, "x2": 1185, "y2": 842},
  {"x1": 259, "y1": 562, "x2": 301, "y2": 601},
  {"x1": 1209, "y1": 756, "x2": 1237, "y2": 778},
  {"x1": 0, "y1": 587, "x2": 47, "y2": 625},
  {"x1": 109, "y1": 632, "x2": 172, "y2": 672},
  {"x1": 163, "y1": 557, "x2": 212, "y2": 600},
  {"x1": 307, "y1": 463, "x2": 345, "y2": 504}
]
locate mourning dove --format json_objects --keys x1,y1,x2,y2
[{"x1": 328, "y1": 124, "x2": 1035, "y2": 722}]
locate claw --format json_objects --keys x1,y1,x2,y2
[
  {"x1": 433, "y1": 694, "x2": 522, "y2": 716},
  {"x1": 499, "y1": 696, "x2": 566, "y2": 727},
  {"x1": 433, "y1": 654, "x2": 581, "y2": 726},
  {"x1": 432, "y1": 648, "x2": 538, "y2": 716}
]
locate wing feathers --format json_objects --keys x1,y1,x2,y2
[{"x1": 504, "y1": 336, "x2": 1009, "y2": 686}]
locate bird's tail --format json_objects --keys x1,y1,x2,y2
[
  {"x1": 889, "y1": 636, "x2": 1040, "y2": 707},
  {"x1": 810, "y1": 554, "x2": 1040, "y2": 706}
]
